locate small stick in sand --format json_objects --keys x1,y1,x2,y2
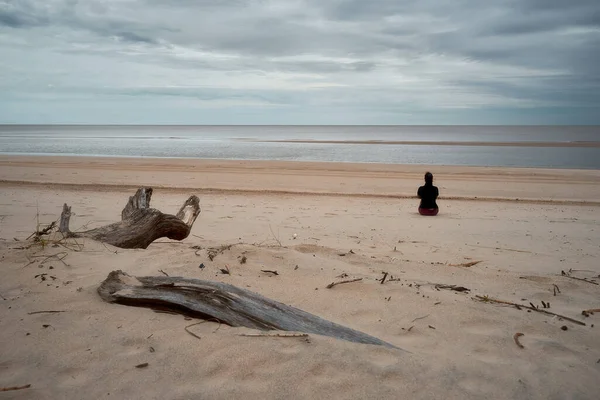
[
  {"x1": 435, "y1": 284, "x2": 470, "y2": 292},
  {"x1": 560, "y1": 269, "x2": 598, "y2": 285},
  {"x1": 326, "y1": 278, "x2": 362, "y2": 289},
  {"x1": 560, "y1": 274, "x2": 598, "y2": 285},
  {"x1": 542, "y1": 301, "x2": 551, "y2": 309},
  {"x1": 27, "y1": 220, "x2": 57, "y2": 240},
  {"x1": 411, "y1": 314, "x2": 430, "y2": 323},
  {"x1": 380, "y1": 272, "x2": 388, "y2": 284},
  {"x1": 513, "y1": 332, "x2": 525, "y2": 349},
  {"x1": 220, "y1": 265, "x2": 231, "y2": 275},
  {"x1": 240, "y1": 333, "x2": 309, "y2": 338},
  {"x1": 184, "y1": 322, "x2": 204, "y2": 340},
  {"x1": 261, "y1": 270, "x2": 279, "y2": 275},
  {"x1": 553, "y1": 284, "x2": 561, "y2": 296},
  {"x1": 29, "y1": 252, "x2": 69, "y2": 267},
  {"x1": 158, "y1": 269, "x2": 169, "y2": 277},
  {"x1": 449, "y1": 260, "x2": 482, "y2": 268},
  {"x1": 27, "y1": 310, "x2": 66, "y2": 315},
  {"x1": 475, "y1": 295, "x2": 586, "y2": 326},
  {"x1": 269, "y1": 225, "x2": 282, "y2": 247},
  {"x1": 0, "y1": 384, "x2": 31, "y2": 392},
  {"x1": 582, "y1": 309, "x2": 600, "y2": 317}
]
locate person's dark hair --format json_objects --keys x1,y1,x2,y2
[{"x1": 424, "y1": 172, "x2": 433, "y2": 185}]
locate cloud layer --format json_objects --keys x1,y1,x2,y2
[{"x1": 1, "y1": 0, "x2": 599, "y2": 124}]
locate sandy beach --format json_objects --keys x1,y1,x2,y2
[{"x1": 1, "y1": 155, "x2": 599, "y2": 399}]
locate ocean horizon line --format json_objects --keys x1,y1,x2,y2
[{"x1": 1, "y1": 123, "x2": 600, "y2": 127}]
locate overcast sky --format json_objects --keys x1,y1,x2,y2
[{"x1": 0, "y1": 0, "x2": 599, "y2": 124}]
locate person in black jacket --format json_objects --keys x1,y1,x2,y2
[{"x1": 417, "y1": 172, "x2": 439, "y2": 216}]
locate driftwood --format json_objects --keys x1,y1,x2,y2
[
  {"x1": 59, "y1": 188, "x2": 200, "y2": 249},
  {"x1": 560, "y1": 273, "x2": 598, "y2": 285},
  {"x1": 98, "y1": 270, "x2": 401, "y2": 349},
  {"x1": 434, "y1": 284, "x2": 470, "y2": 292},
  {"x1": 326, "y1": 278, "x2": 363, "y2": 289},
  {"x1": 474, "y1": 295, "x2": 586, "y2": 326},
  {"x1": 0, "y1": 384, "x2": 31, "y2": 392}
]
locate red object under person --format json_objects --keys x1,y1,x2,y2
[{"x1": 418, "y1": 208, "x2": 439, "y2": 216}]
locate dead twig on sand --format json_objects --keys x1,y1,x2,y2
[
  {"x1": 326, "y1": 278, "x2": 362, "y2": 289},
  {"x1": 27, "y1": 220, "x2": 57, "y2": 241},
  {"x1": 474, "y1": 295, "x2": 586, "y2": 326},
  {"x1": 27, "y1": 310, "x2": 66, "y2": 315},
  {"x1": 468, "y1": 244, "x2": 531, "y2": 253},
  {"x1": 449, "y1": 260, "x2": 482, "y2": 268},
  {"x1": 560, "y1": 271, "x2": 598, "y2": 286},
  {"x1": 380, "y1": 272, "x2": 388, "y2": 284},
  {"x1": 553, "y1": 284, "x2": 561, "y2": 296},
  {"x1": 269, "y1": 225, "x2": 282, "y2": 247},
  {"x1": 207, "y1": 244, "x2": 237, "y2": 261},
  {"x1": 29, "y1": 252, "x2": 69, "y2": 267},
  {"x1": 435, "y1": 284, "x2": 470, "y2": 293},
  {"x1": 411, "y1": 314, "x2": 429, "y2": 323},
  {"x1": 0, "y1": 384, "x2": 31, "y2": 392},
  {"x1": 240, "y1": 333, "x2": 309, "y2": 338},
  {"x1": 582, "y1": 309, "x2": 600, "y2": 317},
  {"x1": 184, "y1": 318, "x2": 223, "y2": 339},
  {"x1": 513, "y1": 332, "x2": 525, "y2": 349},
  {"x1": 184, "y1": 321, "x2": 205, "y2": 340},
  {"x1": 220, "y1": 265, "x2": 231, "y2": 275},
  {"x1": 158, "y1": 269, "x2": 169, "y2": 277},
  {"x1": 261, "y1": 270, "x2": 279, "y2": 276}
]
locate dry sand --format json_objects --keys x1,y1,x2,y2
[{"x1": 1, "y1": 155, "x2": 599, "y2": 399}]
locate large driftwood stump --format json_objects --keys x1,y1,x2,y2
[
  {"x1": 59, "y1": 188, "x2": 200, "y2": 249},
  {"x1": 98, "y1": 270, "x2": 402, "y2": 350}
]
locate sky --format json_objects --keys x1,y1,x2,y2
[{"x1": 0, "y1": 0, "x2": 599, "y2": 125}]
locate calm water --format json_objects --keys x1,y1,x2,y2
[{"x1": 1, "y1": 125, "x2": 599, "y2": 169}]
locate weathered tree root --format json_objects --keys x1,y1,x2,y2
[
  {"x1": 98, "y1": 270, "x2": 403, "y2": 350},
  {"x1": 59, "y1": 188, "x2": 200, "y2": 249}
]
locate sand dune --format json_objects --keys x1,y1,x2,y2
[{"x1": 0, "y1": 157, "x2": 599, "y2": 399}]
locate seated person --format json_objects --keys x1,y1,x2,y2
[{"x1": 417, "y1": 172, "x2": 439, "y2": 216}]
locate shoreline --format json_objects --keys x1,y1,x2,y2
[
  {"x1": 2, "y1": 151, "x2": 600, "y2": 170},
  {"x1": 1, "y1": 155, "x2": 599, "y2": 204},
  {"x1": 235, "y1": 138, "x2": 600, "y2": 148}
]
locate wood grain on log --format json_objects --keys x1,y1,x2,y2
[
  {"x1": 59, "y1": 188, "x2": 200, "y2": 249},
  {"x1": 98, "y1": 270, "x2": 402, "y2": 350}
]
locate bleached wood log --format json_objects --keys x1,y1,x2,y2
[
  {"x1": 98, "y1": 270, "x2": 402, "y2": 349},
  {"x1": 59, "y1": 188, "x2": 200, "y2": 249}
]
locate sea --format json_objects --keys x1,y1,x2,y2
[{"x1": 1, "y1": 125, "x2": 599, "y2": 169}]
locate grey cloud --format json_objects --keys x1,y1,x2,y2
[
  {"x1": 0, "y1": 1, "x2": 48, "y2": 28},
  {"x1": 0, "y1": 0, "x2": 599, "y2": 123},
  {"x1": 113, "y1": 31, "x2": 157, "y2": 44}
]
